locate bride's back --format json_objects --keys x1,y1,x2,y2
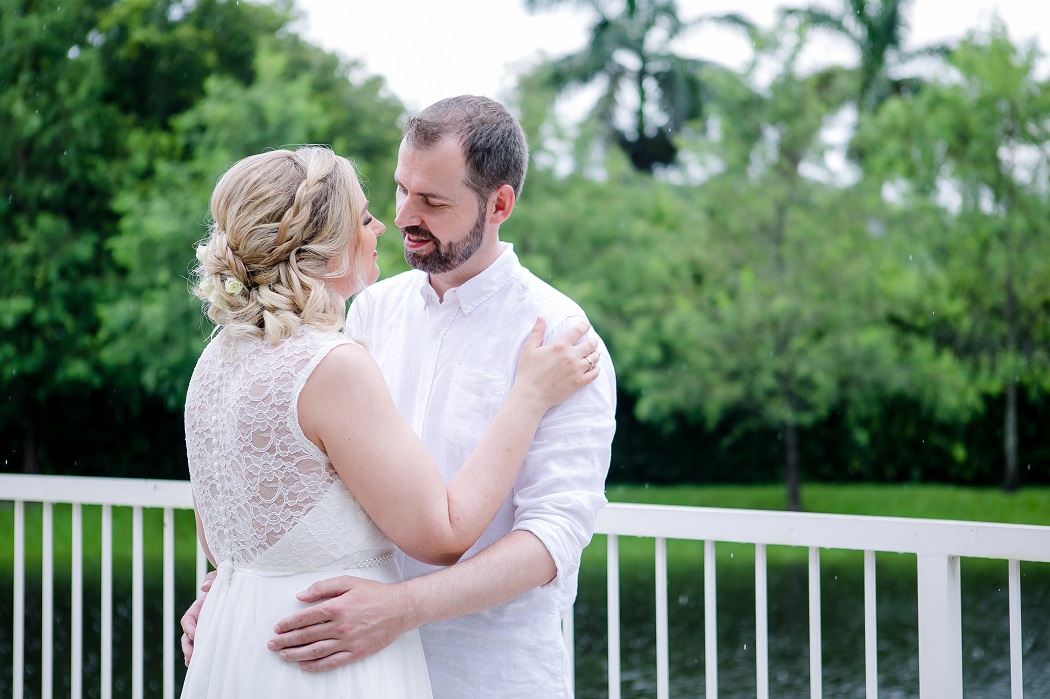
[{"x1": 185, "y1": 327, "x2": 389, "y2": 568}]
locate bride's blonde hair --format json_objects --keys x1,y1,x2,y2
[{"x1": 192, "y1": 147, "x2": 367, "y2": 343}]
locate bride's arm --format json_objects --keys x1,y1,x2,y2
[
  {"x1": 191, "y1": 495, "x2": 216, "y2": 568},
  {"x1": 297, "y1": 319, "x2": 598, "y2": 566}
]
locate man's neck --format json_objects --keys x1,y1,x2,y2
[{"x1": 428, "y1": 240, "x2": 505, "y2": 302}]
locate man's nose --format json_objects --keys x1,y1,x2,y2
[{"x1": 394, "y1": 197, "x2": 418, "y2": 229}]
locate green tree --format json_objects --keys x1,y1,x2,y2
[
  {"x1": 0, "y1": 0, "x2": 402, "y2": 475},
  {"x1": 780, "y1": 0, "x2": 943, "y2": 114},
  {"x1": 0, "y1": 0, "x2": 125, "y2": 472},
  {"x1": 855, "y1": 26, "x2": 1050, "y2": 491},
  {"x1": 100, "y1": 36, "x2": 405, "y2": 408},
  {"x1": 626, "y1": 35, "x2": 970, "y2": 509},
  {"x1": 94, "y1": 0, "x2": 284, "y2": 127},
  {"x1": 521, "y1": 0, "x2": 748, "y2": 172}
]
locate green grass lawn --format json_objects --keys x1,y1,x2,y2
[
  {"x1": 588, "y1": 482, "x2": 1050, "y2": 573},
  {"x1": 0, "y1": 503, "x2": 201, "y2": 578},
  {"x1": 606, "y1": 482, "x2": 1050, "y2": 525}
]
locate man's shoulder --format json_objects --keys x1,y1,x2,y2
[
  {"x1": 509, "y1": 264, "x2": 588, "y2": 324},
  {"x1": 358, "y1": 269, "x2": 425, "y2": 306}
]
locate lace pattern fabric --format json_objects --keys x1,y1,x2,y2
[{"x1": 185, "y1": 326, "x2": 390, "y2": 568}]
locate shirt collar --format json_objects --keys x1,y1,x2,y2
[{"x1": 414, "y1": 243, "x2": 520, "y2": 314}]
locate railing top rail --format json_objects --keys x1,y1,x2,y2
[
  {"x1": 597, "y1": 502, "x2": 1050, "y2": 562},
  {"x1": 5, "y1": 475, "x2": 1049, "y2": 563},
  {"x1": 0, "y1": 473, "x2": 193, "y2": 508}
]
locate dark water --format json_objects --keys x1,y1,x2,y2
[
  {"x1": 2, "y1": 554, "x2": 1048, "y2": 697},
  {"x1": 571, "y1": 549, "x2": 1050, "y2": 699},
  {"x1": 0, "y1": 571, "x2": 197, "y2": 698}
]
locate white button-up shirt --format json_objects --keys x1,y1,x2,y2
[{"x1": 346, "y1": 244, "x2": 616, "y2": 698}]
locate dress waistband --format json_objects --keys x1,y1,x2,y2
[{"x1": 216, "y1": 549, "x2": 397, "y2": 578}]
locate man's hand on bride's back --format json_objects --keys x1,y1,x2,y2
[
  {"x1": 268, "y1": 576, "x2": 413, "y2": 671},
  {"x1": 180, "y1": 571, "x2": 218, "y2": 666}
]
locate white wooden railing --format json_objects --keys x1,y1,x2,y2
[
  {"x1": 3, "y1": 473, "x2": 1050, "y2": 698},
  {"x1": 2, "y1": 475, "x2": 201, "y2": 699},
  {"x1": 593, "y1": 503, "x2": 1050, "y2": 699}
]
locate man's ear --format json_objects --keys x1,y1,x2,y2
[{"x1": 488, "y1": 184, "x2": 516, "y2": 225}]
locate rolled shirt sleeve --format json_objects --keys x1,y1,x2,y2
[{"x1": 512, "y1": 316, "x2": 617, "y2": 597}]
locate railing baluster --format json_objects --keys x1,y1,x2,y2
[
  {"x1": 5, "y1": 474, "x2": 1050, "y2": 698},
  {"x1": 164, "y1": 507, "x2": 175, "y2": 699},
  {"x1": 1008, "y1": 559, "x2": 1022, "y2": 699},
  {"x1": 607, "y1": 534, "x2": 621, "y2": 699},
  {"x1": 13, "y1": 500, "x2": 24, "y2": 699},
  {"x1": 704, "y1": 540, "x2": 718, "y2": 699},
  {"x1": 756, "y1": 543, "x2": 769, "y2": 699},
  {"x1": 72, "y1": 503, "x2": 83, "y2": 699},
  {"x1": 809, "y1": 546, "x2": 822, "y2": 699},
  {"x1": 655, "y1": 537, "x2": 669, "y2": 699},
  {"x1": 42, "y1": 502, "x2": 53, "y2": 699},
  {"x1": 102, "y1": 504, "x2": 112, "y2": 699},
  {"x1": 916, "y1": 553, "x2": 962, "y2": 698},
  {"x1": 864, "y1": 550, "x2": 878, "y2": 699},
  {"x1": 133, "y1": 506, "x2": 144, "y2": 699}
]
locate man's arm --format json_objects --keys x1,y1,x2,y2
[
  {"x1": 267, "y1": 530, "x2": 554, "y2": 671},
  {"x1": 270, "y1": 315, "x2": 616, "y2": 671},
  {"x1": 179, "y1": 571, "x2": 217, "y2": 666}
]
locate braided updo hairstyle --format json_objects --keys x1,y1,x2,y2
[{"x1": 192, "y1": 147, "x2": 367, "y2": 344}]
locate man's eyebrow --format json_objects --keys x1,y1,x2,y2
[
  {"x1": 404, "y1": 188, "x2": 452, "y2": 202},
  {"x1": 394, "y1": 174, "x2": 452, "y2": 202}
]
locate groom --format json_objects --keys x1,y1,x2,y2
[{"x1": 182, "y1": 95, "x2": 616, "y2": 697}]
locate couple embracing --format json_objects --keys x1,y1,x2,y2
[{"x1": 179, "y1": 95, "x2": 616, "y2": 698}]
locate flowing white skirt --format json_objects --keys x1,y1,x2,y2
[{"x1": 181, "y1": 557, "x2": 432, "y2": 698}]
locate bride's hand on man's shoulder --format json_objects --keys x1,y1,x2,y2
[{"x1": 515, "y1": 318, "x2": 600, "y2": 409}]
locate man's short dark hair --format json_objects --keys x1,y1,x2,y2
[{"x1": 403, "y1": 95, "x2": 528, "y2": 201}]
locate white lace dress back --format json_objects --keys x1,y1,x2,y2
[{"x1": 180, "y1": 326, "x2": 431, "y2": 698}]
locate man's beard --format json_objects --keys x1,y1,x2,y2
[{"x1": 402, "y1": 203, "x2": 486, "y2": 275}]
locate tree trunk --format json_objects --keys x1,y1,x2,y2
[
  {"x1": 1003, "y1": 382, "x2": 1019, "y2": 492},
  {"x1": 784, "y1": 420, "x2": 802, "y2": 511},
  {"x1": 22, "y1": 412, "x2": 39, "y2": 474},
  {"x1": 1003, "y1": 253, "x2": 1020, "y2": 492}
]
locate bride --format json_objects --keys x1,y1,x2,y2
[{"x1": 181, "y1": 146, "x2": 600, "y2": 697}]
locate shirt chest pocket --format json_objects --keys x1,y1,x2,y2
[{"x1": 442, "y1": 365, "x2": 509, "y2": 450}]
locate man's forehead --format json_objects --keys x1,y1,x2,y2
[
  {"x1": 395, "y1": 139, "x2": 467, "y2": 189},
  {"x1": 398, "y1": 134, "x2": 465, "y2": 161}
]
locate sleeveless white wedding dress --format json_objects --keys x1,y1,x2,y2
[{"x1": 182, "y1": 326, "x2": 432, "y2": 698}]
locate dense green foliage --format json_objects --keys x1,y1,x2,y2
[
  {"x1": 0, "y1": 0, "x2": 403, "y2": 477},
  {"x1": 1, "y1": 0, "x2": 1047, "y2": 504}
]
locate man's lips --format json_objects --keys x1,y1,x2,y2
[{"x1": 402, "y1": 230, "x2": 434, "y2": 251}]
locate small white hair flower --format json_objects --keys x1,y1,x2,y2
[
  {"x1": 195, "y1": 244, "x2": 208, "y2": 263},
  {"x1": 199, "y1": 276, "x2": 222, "y2": 307},
  {"x1": 224, "y1": 278, "x2": 244, "y2": 296}
]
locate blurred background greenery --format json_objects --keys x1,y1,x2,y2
[{"x1": 1, "y1": 0, "x2": 1048, "y2": 511}]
